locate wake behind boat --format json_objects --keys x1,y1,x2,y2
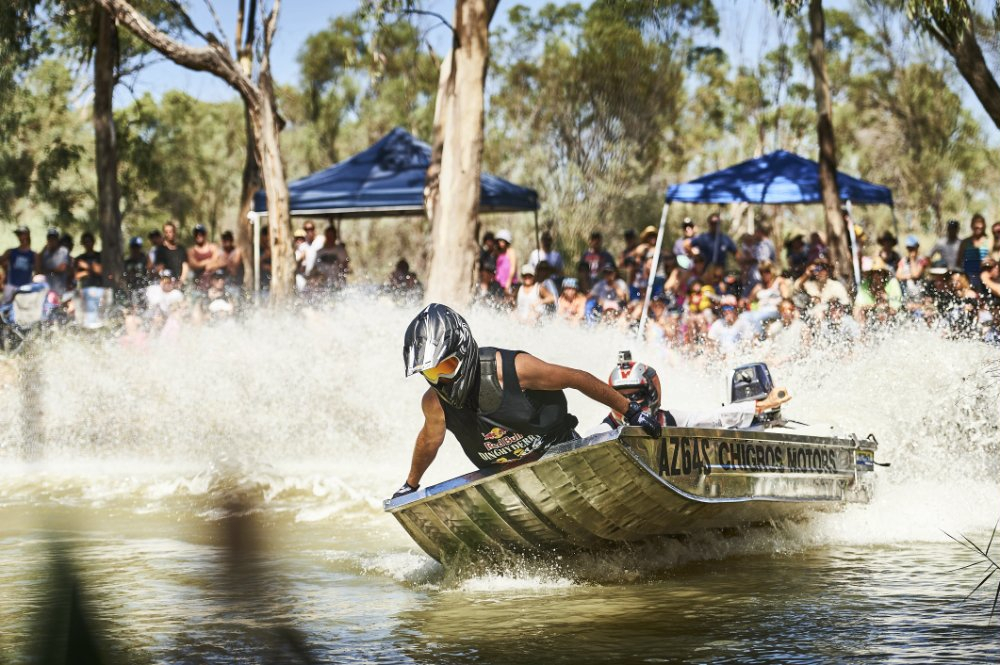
[{"x1": 385, "y1": 405, "x2": 880, "y2": 563}]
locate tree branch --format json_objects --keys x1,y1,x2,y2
[
  {"x1": 201, "y1": 0, "x2": 230, "y2": 47},
  {"x1": 95, "y1": 0, "x2": 257, "y2": 104}
]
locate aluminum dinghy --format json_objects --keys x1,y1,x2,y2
[{"x1": 384, "y1": 423, "x2": 879, "y2": 562}]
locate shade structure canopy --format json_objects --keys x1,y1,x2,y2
[
  {"x1": 665, "y1": 150, "x2": 893, "y2": 206},
  {"x1": 252, "y1": 127, "x2": 539, "y2": 217}
]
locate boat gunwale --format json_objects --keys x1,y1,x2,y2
[{"x1": 384, "y1": 425, "x2": 871, "y2": 513}]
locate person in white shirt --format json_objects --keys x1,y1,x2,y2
[
  {"x1": 708, "y1": 298, "x2": 755, "y2": 355},
  {"x1": 930, "y1": 219, "x2": 961, "y2": 270},
  {"x1": 144, "y1": 269, "x2": 184, "y2": 319},
  {"x1": 528, "y1": 230, "x2": 564, "y2": 275},
  {"x1": 514, "y1": 263, "x2": 554, "y2": 324}
]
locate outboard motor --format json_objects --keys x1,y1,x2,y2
[{"x1": 723, "y1": 362, "x2": 782, "y2": 422}]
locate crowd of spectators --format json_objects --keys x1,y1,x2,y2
[
  {"x1": 4, "y1": 212, "x2": 1000, "y2": 354},
  {"x1": 1, "y1": 222, "x2": 247, "y2": 335},
  {"x1": 471, "y1": 213, "x2": 1000, "y2": 358}
]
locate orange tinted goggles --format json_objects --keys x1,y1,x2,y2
[{"x1": 421, "y1": 355, "x2": 461, "y2": 384}]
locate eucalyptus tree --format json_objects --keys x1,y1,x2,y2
[
  {"x1": 95, "y1": 0, "x2": 296, "y2": 301},
  {"x1": 370, "y1": 0, "x2": 500, "y2": 306},
  {"x1": 907, "y1": 0, "x2": 1000, "y2": 131}
]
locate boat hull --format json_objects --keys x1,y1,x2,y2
[{"x1": 384, "y1": 425, "x2": 878, "y2": 562}]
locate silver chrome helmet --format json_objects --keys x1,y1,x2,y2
[
  {"x1": 607, "y1": 351, "x2": 661, "y2": 424},
  {"x1": 403, "y1": 303, "x2": 479, "y2": 407}
]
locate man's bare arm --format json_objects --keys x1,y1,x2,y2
[
  {"x1": 405, "y1": 388, "x2": 448, "y2": 488},
  {"x1": 513, "y1": 353, "x2": 630, "y2": 415}
]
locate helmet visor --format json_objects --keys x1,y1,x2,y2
[{"x1": 421, "y1": 354, "x2": 462, "y2": 384}]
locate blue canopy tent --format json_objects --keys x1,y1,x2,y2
[
  {"x1": 664, "y1": 150, "x2": 893, "y2": 206},
  {"x1": 638, "y1": 150, "x2": 895, "y2": 334},
  {"x1": 249, "y1": 127, "x2": 539, "y2": 294},
  {"x1": 252, "y1": 127, "x2": 539, "y2": 215}
]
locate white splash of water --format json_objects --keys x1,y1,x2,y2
[{"x1": 0, "y1": 296, "x2": 997, "y2": 587}]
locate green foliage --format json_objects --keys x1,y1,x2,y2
[
  {"x1": 280, "y1": 9, "x2": 439, "y2": 176},
  {"x1": 116, "y1": 92, "x2": 244, "y2": 239},
  {"x1": 488, "y1": 0, "x2": 719, "y2": 258},
  {"x1": 1, "y1": 58, "x2": 91, "y2": 230}
]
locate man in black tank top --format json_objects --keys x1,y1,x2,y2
[{"x1": 394, "y1": 304, "x2": 662, "y2": 498}]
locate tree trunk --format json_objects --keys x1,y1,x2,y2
[
  {"x1": 807, "y1": 0, "x2": 851, "y2": 283},
  {"x1": 235, "y1": 107, "x2": 259, "y2": 290},
  {"x1": 94, "y1": 5, "x2": 123, "y2": 287},
  {"x1": 95, "y1": 0, "x2": 294, "y2": 302},
  {"x1": 254, "y1": 36, "x2": 294, "y2": 301},
  {"x1": 424, "y1": 0, "x2": 495, "y2": 306}
]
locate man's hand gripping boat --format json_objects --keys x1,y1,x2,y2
[{"x1": 384, "y1": 420, "x2": 880, "y2": 562}]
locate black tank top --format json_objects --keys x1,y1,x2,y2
[{"x1": 440, "y1": 347, "x2": 579, "y2": 468}]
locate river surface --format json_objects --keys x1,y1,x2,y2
[{"x1": 1, "y1": 300, "x2": 998, "y2": 663}]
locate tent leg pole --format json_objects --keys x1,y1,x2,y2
[
  {"x1": 844, "y1": 200, "x2": 860, "y2": 290},
  {"x1": 249, "y1": 212, "x2": 261, "y2": 305},
  {"x1": 637, "y1": 202, "x2": 669, "y2": 340},
  {"x1": 534, "y1": 210, "x2": 540, "y2": 257}
]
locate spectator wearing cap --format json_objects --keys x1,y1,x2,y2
[
  {"x1": 2, "y1": 225, "x2": 36, "y2": 302},
  {"x1": 855, "y1": 257, "x2": 902, "y2": 324},
  {"x1": 644, "y1": 292, "x2": 679, "y2": 344},
  {"x1": 494, "y1": 229, "x2": 517, "y2": 293},
  {"x1": 186, "y1": 224, "x2": 219, "y2": 291},
  {"x1": 896, "y1": 235, "x2": 928, "y2": 301},
  {"x1": 586, "y1": 263, "x2": 628, "y2": 323},
  {"x1": 958, "y1": 213, "x2": 990, "y2": 289},
  {"x1": 528, "y1": 230, "x2": 563, "y2": 276},
  {"x1": 556, "y1": 277, "x2": 586, "y2": 325},
  {"x1": 471, "y1": 256, "x2": 505, "y2": 308},
  {"x1": 577, "y1": 231, "x2": 616, "y2": 291},
  {"x1": 74, "y1": 231, "x2": 104, "y2": 289},
  {"x1": 691, "y1": 213, "x2": 737, "y2": 269},
  {"x1": 793, "y1": 257, "x2": 851, "y2": 322},
  {"x1": 876, "y1": 231, "x2": 901, "y2": 272},
  {"x1": 121, "y1": 236, "x2": 149, "y2": 310},
  {"x1": 145, "y1": 269, "x2": 184, "y2": 324},
  {"x1": 204, "y1": 268, "x2": 234, "y2": 319},
  {"x1": 707, "y1": 296, "x2": 754, "y2": 355},
  {"x1": 673, "y1": 218, "x2": 696, "y2": 257},
  {"x1": 293, "y1": 229, "x2": 309, "y2": 291},
  {"x1": 514, "y1": 263, "x2": 555, "y2": 324},
  {"x1": 152, "y1": 221, "x2": 188, "y2": 283},
  {"x1": 930, "y1": 219, "x2": 962, "y2": 270},
  {"x1": 37, "y1": 227, "x2": 71, "y2": 296}
]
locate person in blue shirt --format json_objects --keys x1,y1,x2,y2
[{"x1": 692, "y1": 213, "x2": 737, "y2": 269}]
